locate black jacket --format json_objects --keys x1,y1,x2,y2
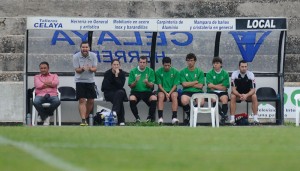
[{"x1": 101, "y1": 68, "x2": 127, "y2": 94}]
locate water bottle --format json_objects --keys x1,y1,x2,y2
[
  {"x1": 104, "y1": 114, "x2": 109, "y2": 126},
  {"x1": 26, "y1": 113, "x2": 31, "y2": 126},
  {"x1": 108, "y1": 114, "x2": 113, "y2": 126},
  {"x1": 108, "y1": 112, "x2": 117, "y2": 126},
  {"x1": 89, "y1": 114, "x2": 94, "y2": 126}
]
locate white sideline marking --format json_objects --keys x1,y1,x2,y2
[
  {"x1": 0, "y1": 136, "x2": 86, "y2": 171},
  {"x1": 42, "y1": 142, "x2": 154, "y2": 150}
]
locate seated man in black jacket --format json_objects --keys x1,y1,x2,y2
[{"x1": 101, "y1": 59, "x2": 128, "y2": 126}]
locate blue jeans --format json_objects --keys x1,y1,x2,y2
[{"x1": 33, "y1": 96, "x2": 60, "y2": 120}]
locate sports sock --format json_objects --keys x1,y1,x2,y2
[
  {"x1": 149, "y1": 100, "x2": 157, "y2": 120},
  {"x1": 230, "y1": 115, "x2": 235, "y2": 121},
  {"x1": 222, "y1": 104, "x2": 228, "y2": 116},
  {"x1": 213, "y1": 102, "x2": 216, "y2": 107},
  {"x1": 253, "y1": 114, "x2": 258, "y2": 121},
  {"x1": 158, "y1": 110, "x2": 163, "y2": 118},
  {"x1": 182, "y1": 104, "x2": 190, "y2": 117},
  {"x1": 130, "y1": 100, "x2": 139, "y2": 119},
  {"x1": 172, "y1": 111, "x2": 177, "y2": 119}
]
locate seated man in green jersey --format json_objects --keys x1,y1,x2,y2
[
  {"x1": 206, "y1": 57, "x2": 230, "y2": 125},
  {"x1": 155, "y1": 57, "x2": 180, "y2": 125},
  {"x1": 180, "y1": 53, "x2": 205, "y2": 125},
  {"x1": 128, "y1": 56, "x2": 157, "y2": 122}
]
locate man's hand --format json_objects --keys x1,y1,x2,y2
[
  {"x1": 136, "y1": 74, "x2": 141, "y2": 82},
  {"x1": 143, "y1": 74, "x2": 148, "y2": 83},
  {"x1": 115, "y1": 68, "x2": 120, "y2": 77},
  {"x1": 165, "y1": 92, "x2": 170, "y2": 102},
  {"x1": 42, "y1": 81, "x2": 53, "y2": 88},
  {"x1": 240, "y1": 94, "x2": 248, "y2": 101},
  {"x1": 84, "y1": 65, "x2": 90, "y2": 71}
]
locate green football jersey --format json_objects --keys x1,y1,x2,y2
[
  {"x1": 180, "y1": 67, "x2": 205, "y2": 93},
  {"x1": 206, "y1": 68, "x2": 230, "y2": 92},
  {"x1": 128, "y1": 66, "x2": 155, "y2": 92},
  {"x1": 155, "y1": 67, "x2": 180, "y2": 92}
]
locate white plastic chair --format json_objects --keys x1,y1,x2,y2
[
  {"x1": 32, "y1": 89, "x2": 61, "y2": 126},
  {"x1": 294, "y1": 94, "x2": 300, "y2": 126},
  {"x1": 190, "y1": 93, "x2": 219, "y2": 128}
]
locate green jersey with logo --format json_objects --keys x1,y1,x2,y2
[
  {"x1": 155, "y1": 67, "x2": 180, "y2": 92},
  {"x1": 180, "y1": 67, "x2": 205, "y2": 93},
  {"x1": 128, "y1": 66, "x2": 155, "y2": 92},
  {"x1": 206, "y1": 68, "x2": 229, "y2": 92}
]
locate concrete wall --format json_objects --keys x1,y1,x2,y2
[{"x1": 0, "y1": 0, "x2": 299, "y2": 122}]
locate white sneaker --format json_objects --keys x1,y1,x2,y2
[
  {"x1": 158, "y1": 118, "x2": 163, "y2": 124},
  {"x1": 37, "y1": 115, "x2": 42, "y2": 122},
  {"x1": 172, "y1": 118, "x2": 179, "y2": 125},
  {"x1": 119, "y1": 122, "x2": 125, "y2": 126},
  {"x1": 253, "y1": 119, "x2": 260, "y2": 125},
  {"x1": 43, "y1": 116, "x2": 50, "y2": 126},
  {"x1": 229, "y1": 119, "x2": 236, "y2": 125}
]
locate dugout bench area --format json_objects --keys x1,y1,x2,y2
[{"x1": 25, "y1": 17, "x2": 287, "y2": 125}]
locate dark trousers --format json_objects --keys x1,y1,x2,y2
[
  {"x1": 33, "y1": 96, "x2": 60, "y2": 120},
  {"x1": 104, "y1": 90, "x2": 126, "y2": 123}
]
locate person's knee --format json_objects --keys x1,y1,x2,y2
[
  {"x1": 53, "y1": 100, "x2": 61, "y2": 107},
  {"x1": 129, "y1": 95, "x2": 136, "y2": 101},
  {"x1": 116, "y1": 89, "x2": 126, "y2": 96},
  {"x1": 171, "y1": 92, "x2": 178, "y2": 99},
  {"x1": 79, "y1": 98, "x2": 86, "y2": 104},
  {"x1": 181, "y1": 96, "x2": 189, "y2": 105},
  {"x1": 33, "y1": 100, "x2": 40, "y2": 106},
  {"x1": 87, "y1": 99, "x2": 94, "y2": 104},
  {"x1": 252, "y1": 94, "x2": 258, "y2": 101},
  {"x1": 230, "y1": 94, "x2": 236, "y2": 101},
  {"x1": 157, "y1": 92, "x2": 165, "y2": 100},
  {"x1": 150, "y1": 95, "x2": 157, "y2": 101},
  {"x1": 33, "y1": 96, "x2": 42, "y2": 105},
  {"x1": 220, "y1": 96, "x2": 228, "y2": 104}
]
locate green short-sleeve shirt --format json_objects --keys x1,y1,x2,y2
[
  {"x1": 180, "y1": 67, "x2": 205, "y2": 93},
  {"x1": 155, "y1": 67, "x2": 180, "y2": 92},
  {"x1": 206, "y1": 68, "x2": 230, "y2": 93},
  {"x1": 128, "y1": 67, "x2": 155, "y2": 92}
]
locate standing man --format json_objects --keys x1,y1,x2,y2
[
  {"x1": 230, "y1": 60, "x2": 260, "y2": 125},
  {"x1": 33, "y1": 61, "x2": 60, "y2": 126},
  {"x1": 180, "y1": 53, "x2": 205, "y2": 125},
  {"x1": 206, "y1": 57, "x2": 230, "y2": 125},
  {"x1": 128, "y1": 56, "x2": 157, "y2": 122},
  {"x1": 155, "y1": 57, "x2": 180, "y2": 125},
  {"x1": 101, "y1": 59, "x2": 128, "y2": 126},
  {"x1": 73, "y1": 41, "x2": 98, "y2": 126}
]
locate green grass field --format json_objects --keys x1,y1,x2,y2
[{"x1": 0, "y1": 125, "x2": 299, "y2": 171}]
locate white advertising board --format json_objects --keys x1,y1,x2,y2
[
  {"x1": 27, "y1": 17, "x2": 287, "y2": 31},
  {"x1": 283, "y1": 87, "x2": 300, "y2": 118}
]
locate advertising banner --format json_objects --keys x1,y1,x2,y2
[
  {"x1": 27, "y1": 17, "x2": 287, "y2": 31},
  {"x1": 284, "y1": 87, "x2": 300, "y2": 118}
]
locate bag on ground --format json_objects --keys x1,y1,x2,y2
[{"x1": 234, "y1": 113, "x2": 249, "y2": 125}]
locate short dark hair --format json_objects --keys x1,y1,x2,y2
[
  {"x1": 212, "y1": 57, "x2": 222, "y2": 64},
  {"x1": 186, "y1": 53, "x2": 197, "y2": 61},
  {"x1": 39, "y1": 61, "x2": 49, "y2": 68},
  {"x1": 80, "y1": 41, "x2": 90, "y2": 47},
  {"x1": 239, "y1": 60, "x2": 247, "y2": 66},
  {"x1": 162, "y1": 57, "x2": 171, "y2": 64},
  {"x1": 111, "y1": 59, "x2": 120, "y2": 65},
  {"x1": 139, "y1": 56, "x2": 148, "y2": 62}
]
